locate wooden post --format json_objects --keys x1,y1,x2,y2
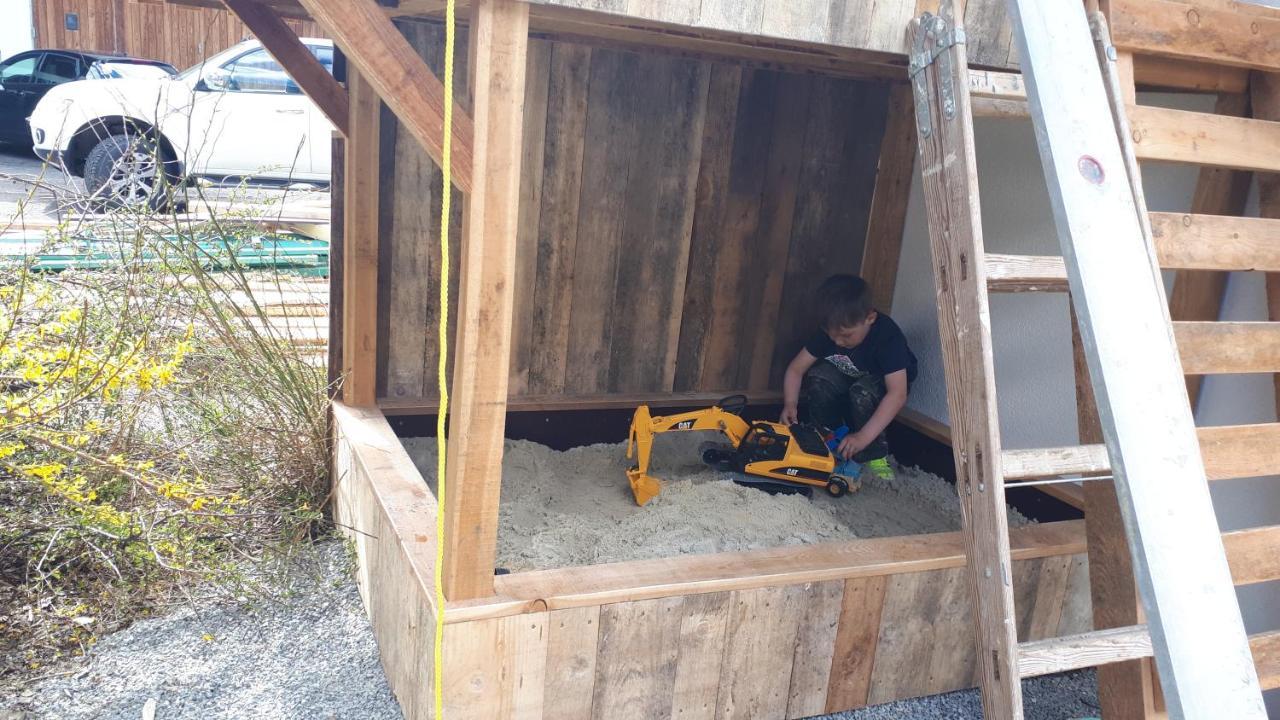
[
  {"x1": 909, "y1": 6, "x2": 1022, "y2": 716},
  {"x1": 341, "y1": 68, "x2": 381, "y2": 406},
  {"x1": 1010, "y1": 2, "x2": 1265, "y2": 717},
  {"x1": 1252, "y1": 72, "x2": 1280, "y2": 416},
  {"x1": 860, "y1": 83, "x2": 916, "y2": 314},
  {"x1": 443, "y1": 0, "x2": 529, "y2": 601}
]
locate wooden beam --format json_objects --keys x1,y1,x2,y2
[
  {"x1": 1254, "y1": 630, "x2": 1280, "y2": 691},
  {"x1": 909, "y1": 6, "x2": 1022, "y2": 715},
  {"x1": 1012, "y1": 1, "x2": 1266, "y2": 715},
  {"x1": 1174, "y1": 322, "x2": 1280, "y2": 374},
  {"x1": 442, "y1": 0, "x2": 529, "y2": 602},
  {"x1": 1132, "y1": 54, "x2": 1249, "y2": 93},
  {"x1": 1108, "y1": 0, "x2": 1280, "y2": 72},
  {"x1": 380, "y1": 390, "x2": 786, "y2": 415},
  {"x1": 455, "y1": 520, "x2": 1089, "y2": 623},
  {"x1": 1002, "y1": 445, "x2": 1111, "y2": 480},
  {"x1": 340, "y1": 69, "x2": 380, "y2": 406},
  {"x1": 1018, "y1": 625, "x2": 1153, "y2": 679},
  {"x1": 327, "y1": 131, "x2": 345, "y2": 392},
  {"x1": 860, "y1": 83, "x2": 916, "y2": 313},
  {"x1": 1128, "y1": 104, "x2": 1280, "y2": 173},
  {"x1": 1254, "y1": 71, "x2": 1280, "y2": 422},
  {"x1": 1223, "y1": 524, "x2": 1280, "y2": 586},
  {"x1": 1155, "y1": 212, "x2": 1280, "y2": 271},
  {"x1": 222, "y1": 0, "x2": 349, "y2": 135},
  {"x1": 297, "y1": 0, "x2": 475, "y2": 193}
]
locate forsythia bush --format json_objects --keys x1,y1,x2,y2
[{"x1": 0, "y1": 232, "x2": 330, "y2": 681}]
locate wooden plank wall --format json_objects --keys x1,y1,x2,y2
[
  {"x1": 32, "y1": 0, "x2": 323, "y2": 70},
  {"x1": 442, "y1": 557, "x2": 1092, "y2": 719},
  {"x1": 377, "y1": 20, "x2": 893, "y2": 403}
]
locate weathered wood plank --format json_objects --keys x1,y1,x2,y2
[
  {"x1": 670, "y1": 592, "x2": 732, "y2": 720},
  {"x1": 1108, "y1": 0, "x2": 1280, "y2": 72},
  {"x1": 985, "y1": 253, "x2": 1069, "y2": 293},
  {"x1": 716, "y1": 585, "x2": 806, "y2": 720},
  {"x1": 1223, "y1": 524, "x2": 1280, "y2": 586},
  {"x1": 442, "y1": 0, "x2": 529, "y2": 601},
  {"x1": 1156, "y1": 212, "x2": 1280, "y2": 271},
  {"x1": 674, "y1": 63, "x2": 746, "y2": 392},
  {"x1": 1254, "y1": 630, "x2": 1280, "y2": 691},
  {"x1": 1026, "y1": 554, "x2": 1074, "y2": 641},
  {"x1": 444, "y1": 613, "x2": 550, "y2": 719},
  {"x1": 867, "y1": 570, "x2": 949, "y2": 704},
  {"x1": 1174, "y1": 322, "x2": 1280, "y2": 374},
  {"x1": 591, "y1": 597, "x2": 684, "y2": 719},
  {"x1": 1002, "y1": 445, "x2": 1110, "y2": 479},
  {"x1": 1254, "y1": 70, "x2": 1280, "y2": 420},
  {"x1": 860, "y1": 83, "x2": 916, "y2": 313},
  {"x1": 607, "y1": 54, "x2": 709, "y2": 392},
  {"x1": 824, "y1": 575, "x2": 888, "y2": 712},
  {"x1": 563, "y1": 49, "x2": 642, "y2": 394},
  {"x1": 785, "y1": 581, "x2": 844, "y2": 719},
  {"x1": 341, "y1": 68, "x2": 381, "y2": 406},
  {"x1": 527, "y1": 43, "x2": 591, "y2": 395},
  {"x1": 1018, "y1": 625, "x2": 1153, "y2": 679},
  {"x1": 921, "y1": 567, "x2": 977, "y2": 695},
  {"x1": 509, "y1": 38, "x2": 552, "y2": 396},
  {"x1": 543, "y1": 605, "x2": 600, "y2": 720},
  {"x1": 1128, "y1": 104, "x2": 1280, "y2": 174}
]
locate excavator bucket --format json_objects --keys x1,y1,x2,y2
[
  {"x1": 626, "y1": 405, "x2": 661, "y2": 505},
  {"x1": 627, "y1": 468, "x2": 662, "y2": 507}
]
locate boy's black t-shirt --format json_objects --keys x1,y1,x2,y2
[{"x1": 804, "y1": 314, "x2": 918, "y2": 383}]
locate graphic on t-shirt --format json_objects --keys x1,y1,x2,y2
[{"x1": 826, "y1": 354, "x2": 863, "y2": 378}]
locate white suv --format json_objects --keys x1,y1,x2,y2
[{"x1": 29, "y1": 38, "x2": 334, "y2": 208}]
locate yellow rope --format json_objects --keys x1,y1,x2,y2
[{"x1": 434, "y1": 0, "x2": 456, "y2": 716}]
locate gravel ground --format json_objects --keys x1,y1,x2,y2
[{"x1": 2, "y1": 539, "x2": 1098, "y2": 720}]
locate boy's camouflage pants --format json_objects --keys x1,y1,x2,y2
[{"x1": 799, "y1": 360, "x2": 890, "y2": 463}]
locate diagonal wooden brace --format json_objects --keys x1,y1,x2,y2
[
  {"x1": 222, "y1": 0, "x2": 350, "y2": 136},
  {"x1": 297, "y1": 0, "x2": 475, "y2": 193}
]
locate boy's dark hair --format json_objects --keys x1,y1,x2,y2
[{"x1": 815, "y1": 274, "x2": 874, "y2": 329}]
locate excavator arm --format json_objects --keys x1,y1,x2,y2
[{"x1": 626, "y1": 404, "x2": 751, "y2": 506}]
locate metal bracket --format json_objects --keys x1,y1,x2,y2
[{"x1": 909, "y1": 14, "x2": 967, "y2": 136}]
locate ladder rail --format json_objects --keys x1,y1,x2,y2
[
  {"x1": 908, "y1": 6, "x2": 1024, "y2": 716},
  {"x1": 1009, "y1": 1, "x2": 1267, "y2": 717}
]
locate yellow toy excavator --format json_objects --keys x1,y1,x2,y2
[{"x1": 625, "y1": 394, "x2": 859, "y2": 506}]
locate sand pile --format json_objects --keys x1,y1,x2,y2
[{"x1": 403, "y1": 432, "x2": 1029, "y2": 572}]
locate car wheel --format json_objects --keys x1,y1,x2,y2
[{"x1": 83, "y1": 133, "x2": 177, "y2": 211}]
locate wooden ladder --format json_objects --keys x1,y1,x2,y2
[{"x1": 908, "y1": 1, "x2": 1269, "y2": 718}]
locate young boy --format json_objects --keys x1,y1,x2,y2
[{"x1": 779, "y1": 274, "x2": 918, "y2": 480}]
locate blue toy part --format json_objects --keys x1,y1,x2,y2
[
  {"x1": 834, "y1": 458, "x2": 862, "y2": 477},
  {"x1": 824, "y1": 425, "x2": 851, "y2": 452},
  {"x1": 823, "y1": 425, "x2": 862, "y2": 477}
]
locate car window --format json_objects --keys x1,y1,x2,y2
[
  {"x1": 308, "y1": 45, "x2": 333, "y2": 75},
  {"x1": 222, "y1": 48, "x2": 297, "y2": 94},
  {"x1": 0, "y1": 55, "x2": 39, "y2": 84},
  {"x1": 36, "y1": 54, "x2": 82, "y2": 84},
  {"x1": 89, "y1": 61, "x2": 174, "y2": 80}
]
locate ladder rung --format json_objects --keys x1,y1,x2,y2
[
  {"x1": 1175, "y1": 322, "x2": 1280, "y2": 375},
  {"x1": 985, "y1": 254, "x2": 1069, "y2": 293},
  {"x1": 1003, "y1": 424, "x2": 1280, "y2": 482},
  {"x1": 1002, "y1": 445, "x2": 1109, "y2": 480},
  {"x1": 1018, "y1": 625, "x2": 1153, "y2": 678},
  {"x1": 1152, "y1": 213, "x2": 1280, "y2": 272}
]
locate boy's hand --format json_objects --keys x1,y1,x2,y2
[
  {"x1": 779, "y1": 405, "x2": 799, "y2": 425},
  {"x1": 837, "y1": 431, "x2": 872, "y2": 460}
]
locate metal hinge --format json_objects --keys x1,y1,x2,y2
[{"x1": 909, "y1": 15, "x2": 966, "y2": 138}]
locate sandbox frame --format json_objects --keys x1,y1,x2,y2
[{"x1": 332, "y1": 401, "x2": 1092, "y2": 718}]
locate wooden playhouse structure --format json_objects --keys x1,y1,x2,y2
[{"x1": 188, "y1": 0, "x2": 1280, "y2": 716}]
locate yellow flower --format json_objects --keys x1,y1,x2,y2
[
  {"x1": 24, "y1": 463, "x2": 64, "y2": 480},
  {"x1": 190, "y1": 497, "x2": 207, "y2": 511},
  {"x1": 202, "y1": 633, "x2": 214, "y2": 642}
]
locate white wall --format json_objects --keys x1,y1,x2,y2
[
  {"x1": 0, "y1": 0, "x2": 33, "y2": 61},
  {"x1": 891, "y1": 92, "x2": 1280, "y2": 713}
]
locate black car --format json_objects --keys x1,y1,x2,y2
[{"x1": 0, "y1": 50, "x2": 177, "y2": 147}]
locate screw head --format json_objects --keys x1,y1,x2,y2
[{"x1": 1078, "y1": 155, "x2": 1105, "y2": 185}]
